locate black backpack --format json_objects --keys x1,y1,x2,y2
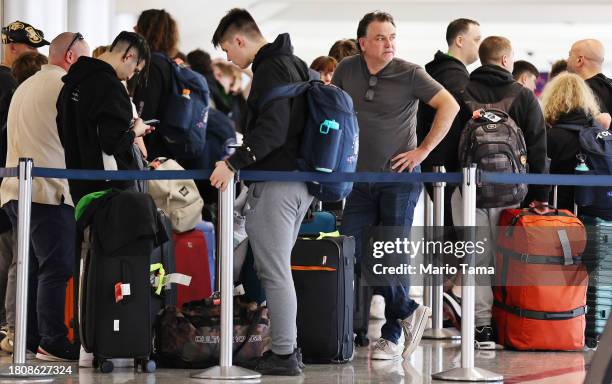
[{"x1": 458, "y1": 85, "x2": 528, "y2": 208}]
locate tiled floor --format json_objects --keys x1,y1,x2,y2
[{"x1": 0, "y1": 324, "x2": 594, "y2": 384}]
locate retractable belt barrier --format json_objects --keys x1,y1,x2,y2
[{"x1": 7, "y1": 159, "x2": 612, "y2": 381}]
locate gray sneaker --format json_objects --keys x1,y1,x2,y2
[{"x1": 400, "y1": 304, "x2": 432, "y2": 358}]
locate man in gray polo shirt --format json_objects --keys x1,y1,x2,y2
[{"x1": 332, "y1": 11, "x2": 459, "y2": 360}]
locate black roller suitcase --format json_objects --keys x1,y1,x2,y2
[
  {"x1": 581, "y1": 215, "x2": 612, "y2": 348},
  {"x1": 151, "y1": 209, "x2": 176, "y2": 323},
  {"x1": 77, "y1": 191, "x2": 167, "y2": 373},
  {"x1": 353, "y1": 270, "x2": 372, "y2": 347},
  {"x1": 291, "y1": 235, "x2": 355, "y2": 363}
]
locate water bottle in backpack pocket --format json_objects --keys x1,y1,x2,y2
[{"x1": 257, "y1": 80, "x2": 359, "y2": 202}]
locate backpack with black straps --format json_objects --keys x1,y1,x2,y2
[
  {"x1": 556, "y1": 120, "x2": 612, "y2": 209},
  {"x1": 257, "y1": 80, "x2": 359, "y2": 202},
  {"x1": 154, "y1": 53, "x2": 210, "y2": 159},
  {"x1": 458, "y1": 85, "x2": 528, "y2": 208}
]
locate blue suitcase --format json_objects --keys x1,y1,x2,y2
[
  {"x1": 195, "y1": 221, "x2": 216, "y2": 291},
  {"x1": 299, "y1": 211, "x2": 336, "y2": 235}
]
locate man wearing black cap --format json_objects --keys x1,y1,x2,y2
[{"x1": 0, "y1": 21, "x2": 49, "y2": 101}]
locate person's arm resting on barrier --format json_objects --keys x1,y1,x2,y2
[{"x1": 391, "y1": 88, "x2": 459, "y2": 172}]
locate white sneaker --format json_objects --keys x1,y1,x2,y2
[
  {"x1": 369, "y1": 295, "x2": 385, "y2": 320},
  {"x1": 79, "y1": 346, "x2": 93, "y2": 368},
  {"x1": 371, "y1": 338, "x2": 401, "y2": 360},
  {"x1": 400, "y1": 304, "x2": 432, "y2": 358}
]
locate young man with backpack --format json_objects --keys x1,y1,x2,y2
[
  {"x1": 331, "y1": 11, "x2": 460, "y2": 360},
  {"x1": 209, "y1": 8, "x2": 312, "y2": 376},
  {"x1": 453, "y1": 36, "x2": 551, "y2": 349}
]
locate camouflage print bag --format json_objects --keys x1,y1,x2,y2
[{"x1": 153, "y1": 297, "x2": 270, "y2": 369}]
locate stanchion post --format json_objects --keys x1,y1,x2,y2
[
  {"x1": 432, "y1": 165, "x2": 503, "y2": 382},
  {"x1": 423, "y1": 192, "x2": 433, "y2": 309},
  {"x1": 191, "y1": 178, "x2": 261, "y2": 381},
  {"x1": 423, "y1": 165, "x2": 460, "y2": 340},
  {"x1": 14, "y1": 158, "x2": 33, "y2": 365}
]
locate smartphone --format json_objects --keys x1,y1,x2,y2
[{"x1": 143, "y1": 119, "x2": 160, "y2": 126}]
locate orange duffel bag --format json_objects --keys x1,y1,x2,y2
[{"x1": 493, "y1": 208, "x2": 588, "y2": 350}]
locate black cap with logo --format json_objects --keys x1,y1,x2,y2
[{"x1": 1, "y1": 21, "x2": 50, "y2": 48}]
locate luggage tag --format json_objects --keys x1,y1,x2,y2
[
  {"x1": 162, "y1": 273, "x2": 192, "y2": 288},
  {"x1": 114, "y1": 282, "x2": 131, "y2": 303}
]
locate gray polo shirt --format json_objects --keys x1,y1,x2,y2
[{"x1": 332, "y1": 55, "x2": 443, "y2": 172}]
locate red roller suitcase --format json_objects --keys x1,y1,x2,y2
[{"x1": 173, "y1": 228, "x2": 213, "y2": 307}]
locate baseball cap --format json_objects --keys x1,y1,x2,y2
[{"x1": 1, "y1": 20, "x2": 50, "y2": 48}]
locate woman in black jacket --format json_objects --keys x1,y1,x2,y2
[
  {"x1": 542, "y1": 72, "x2": 611, "y2": 218},
  {"x1": 133, "y1": 9, "x2": 178, "y2": 160}
]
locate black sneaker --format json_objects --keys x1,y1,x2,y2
[
  {"x1": 443, "y1": 291, "x2": 462, "y2": 329},
  {"x1": 474, "y1": 325, "x2": 496, "y2": 350},
  {"x1": 295, "y1": 348, "x2": 305, "y2": 369},
  {"x1": 254, "y1": 350, "x2": 302, "y2": 376},
  {"x1": 36, "y1": 339, "x2": 79, "y2": 362}
]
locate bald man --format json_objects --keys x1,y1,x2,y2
[
  {"x1": 567, "y1": 39, "x2": 612, "y2": 115},
  {"x1": 0, "y1": 32, "x2": 89, "y2": 361}
]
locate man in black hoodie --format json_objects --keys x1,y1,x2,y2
[
  {"x1": 454, "y1": 36, "x2": 550, "y2": 349},
  {"x1": 57, "y1": 31, "x2": 153, "y2": 204},
  {"x1": 417, "y1": 18, "x2": 480, "y2": 175},
  {"x1": 567, "y1": 39, "x2": 612, "y2": 128},
  {"x1": 416, "y1": 17, "x2": 481, "y2": 338},
  {"x1": 210, "y1": 9, "x2": 312, "y2": 376}
]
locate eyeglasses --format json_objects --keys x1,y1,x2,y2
[
  {"x1": 365, "y1": 75, "x2": 378, "y2": 102},
  {"x1": 66, "y1": 32, "x2": 83, "y2": 54}
]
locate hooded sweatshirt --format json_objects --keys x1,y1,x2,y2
[
  {"x1": 226, "y1": 33, "x2": 309, "y2": 172},
  {"x1": 586, "y1": 73, "x2": 612, "y2": 114},
  {"x1": 56, "y1": 56, "x2": 138, "y2": 204},
  {"x1": 417, "y1": 51, "x2": 470, "y2": 171},
  {"x1": 458, "y1": 64, "x2": 550, "y2": 203}
]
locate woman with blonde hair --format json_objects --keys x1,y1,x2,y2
[{"x1": 542, "y1": 72, "x2": 611, "y2": 218}]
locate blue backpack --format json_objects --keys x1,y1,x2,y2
[
  {"x1": 154, "y1": 53, "x2": 210, "y2": 159},
  {"x1": 258, "y1": 80, "x2": 359, "y2": 202},
  {"x1": 557, "y1": 121, "x2": 612, "y2": 208},
  {"x1": 202, "y1": 108, "x2": 237, "y2": 170}
]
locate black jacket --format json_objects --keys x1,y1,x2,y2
[
  {"x1": 458, "y1": 64, "x2": 550, "y2": 202},
  {"x1": 133, "y1": 52, "x2": 174, "y2": 160},
  {"x1": 226, "y1": 33, "x2": 309, "y2": 172},
  {"x1": 0, "y1": 66, "x2": 16, "y2": 104},
  {"x1": 417, "y1": 51, "x2": 469, "y2": 171},
  {"x1": 57, "y1": 56, "x2": 138, "y2": 204},
  {"x1": 586, "y1": 73, "x2": 612, "y2": 114}
]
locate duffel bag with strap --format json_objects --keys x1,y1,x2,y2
[
  {"x1": 493, "y1": 208, "x2": 588, "y2": 350},
  {"x1": 153, "y1": 295, "x2": 270, "y2": 368}
]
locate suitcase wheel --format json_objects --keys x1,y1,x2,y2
[
  {"x1": 586, "y1": 337, "x2": 599, "y2": 349},
  {"x1": 99, "y1": 359, "x2": 114, "y2": 373},
  {"x1": 141, "y1": 359, "x2": 156, "y2": 373},
  {"x1": 355, "y1": 332, "x2": 370, "y2": 347}
]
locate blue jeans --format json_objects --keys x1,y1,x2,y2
[
  {"x1": 5, "y1": 201, "x2": 75, "y2": 348},
  {"x1": 340, "y1": 176, "x2": 422, "y2": 344}
]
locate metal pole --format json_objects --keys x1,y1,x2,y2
[
  {"x1": 14, "y1": 158, "x2": 33, "y2": 365},
  {"x1": 191, "y1": 178, "x2": 261, "y2": 381},
  {"x1": 432, "y1": 165, "x2": 503, "y2": 382},
  {"x1": 423, "y1": 192, "x2": 433, "y2": 310},
  {"x1": 423, "y1": 166, "x2": 460, "y2": 340}
]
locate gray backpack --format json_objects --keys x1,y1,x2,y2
[{"x1": 458, "y1": 86, "x2": 528, "y2": 208}]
